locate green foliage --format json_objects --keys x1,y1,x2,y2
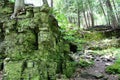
[
  {"x1": 106, "y1": 58, "x2": 120, "y2": 74},
  {"x1": 62, "y1": 28, "x2": 78, "y2": 42},
  {"x1": 9, "y1": 0, "x2": 15, "y2": 2},
  {"x1": 64, "y1": 62, "x2": 77, "y2": 78},
  {"x1": 54, "y1": 10, "x2": 78, "y2": 42},
  {"x1": 105, "y1": 63, "x2": 120, "y2": 74},
  {"x1": 115, "y1": 59, "x2": 120, "y2": 64},
  {"x1": 4, "y1": 61, "x2": 23, "y2": 80},
  {"x1": 78, "y1": 59, "x2": 94, "y2": 68},
  {"x1": 0, "y1": 7, "x2": 12, "y2": 15},
  {"x1": 84, "y1": 31, "x2": 105, "y2": 41},
  {"x1": 115, "y1": 52, "x2": 120, "y2": 59},
  {"x1": 54, "y1": 10, "x2": 68, "y2": 29}
]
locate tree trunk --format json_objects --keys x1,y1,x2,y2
[
  {"x1": 68, "y1": 17, "x2": 72, "y2": 23},
  {"x1": 106, "y1": 0, "x2": 118, "y2": 28},
  {"x1": 51, "y1": 0, "x2": 53, "y2": 7},
  {"x1": 82, "y1": 1, "x2": 88, "y2": 29},
  {"x1": 77, "y1": 7, "x2": 80, "y2": 28},
  {"x1": 87, "y1": 0, "x2": 94, "y2": 27},
  {"x1": 99, "y1": 0, "x2": 109, "y2": 25},
  {"x1": 42, "y1": 0, "x2": 49, "y2": 6},
  {"x1": 111, "y1": 0, "x2": 119, "y2": 23},
  {"x1": 10, "y1": 0, "x2": 25, "y2": 19},
  {"x1": 83, "y1": 11, "x2": 88, "y2": 28},
  {"x1": 87, "y1": 11, "x2": 91, "y2": 27}
]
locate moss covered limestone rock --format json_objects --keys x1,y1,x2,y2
[{"x1": 0, "y1": 5, "x2": 73, "y2": 80}]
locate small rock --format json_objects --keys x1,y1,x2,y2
[
  {"x1": 102, "y1": 76, "x2": 108, "y2": 80},
  {"x1": 4, "y1": 58, "x2": 10, "y2": 62},
  {"x1": 105, "y1": 62, "x2": 112, "y2": 66},
  {"x1": 112, "y1": 57, "x2": 116, "y2": 60},
  {"x1": 81, "y1": 71, "x2": 104, "y2": 79},
  {"x1": 80, "y1": 72, "x2": 95, "y2": 79},
  {"x1": 107, "y1": 59, "x2": 113, "y2": 62},
  {"x1": 93, "y1": 71, "x2": 104, "y2": 79},
  {"x1": 102, "y1": 58, "x2": 108, "y2": 62},
  {"x1": 85, "y1": 55, "x2": 93, "y2": 59},
  {"x1": 95, "y1": 57, "x2": 101, "y2": 61}
]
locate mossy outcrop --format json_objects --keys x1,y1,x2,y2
[{"x1": 0, "y1": 4, "x2": 75, "y2": 80}]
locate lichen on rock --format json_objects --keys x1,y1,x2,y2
[{"x1": 1, "y1": 3, "x2": 74, "y2": 80}]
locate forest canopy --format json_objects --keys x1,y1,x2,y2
[{"x1": 54, "y1": 0, "x2": 120, "y2": 29}]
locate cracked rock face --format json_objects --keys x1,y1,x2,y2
[{"x1": 0, "y1": 4, "x2": 70, "y2": 80}]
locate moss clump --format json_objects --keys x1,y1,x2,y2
[
  {"x1": 84, "y1": 31, "x2": 105, "y2": 41},
  {"x1": 4, "y1": 61, "x2": 24, "y2": 80},
  {"x1": 22, "y1": 65, "x2": 40, "y2": 80},
  {"x1": 78, "y1": 59, "x2": 94, "y2": 68},
  {"x1": 63, "y1": 62, "x2": 77, "y2": 78},
  {"x1": 105, "y1": 63, "x2": 120, "y2": 74}
]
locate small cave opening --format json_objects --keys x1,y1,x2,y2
[
  {"x1": 0, "y1": 22, "x2": 5, "y2": 41},
  {"x1": 69, "y1": 43, "x2": 78, "y2": 53},
  {"x1": 0, "y1": 22, "x2": 5, "y2": 71},
  {"x1": 33, "y1": 27, "x2": 39, "y2": 50}
]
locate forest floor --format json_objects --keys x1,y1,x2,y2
[
  {"x1": 70, "y1": 52, "x2": 119, "y2": 80},
  {"x1": 69, "y1": 38, "x2": 120, "y2": 80},
  {"x1": 68, "y1": 27, "x2": 120, "y2": 80}
]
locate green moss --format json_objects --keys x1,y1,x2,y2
[
  {"x1": 4, "y1": 61, "x2": 23, "y2": 80},
  {"x1": 5, "y1": 30, "x2": 36, "y2": 60},
  {"x1": 22, "y1": 67, "x2": 40, "y2": 80},
  {"x1": 84, "y1": 31, "x2": 105, "y2": 41},
  {"x1": 63, "y1": 62, "x2": 77, "y2": 78},
  {"x1": 105, "y1": 63, "x2": 120, "y2": 74},
  {"x1": 0, "y1": 7, "x2": 12, "y2": 14},
  {"x1": 18, "y1": 19, "x2": 32, "y2": 31},
  {"x1": 1, "y1": 5, "x2": 76, "y2": 80},
  {"x1": 78, "y1": 59, "x2": 94, "y2": 68}
]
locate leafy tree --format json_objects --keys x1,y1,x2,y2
[{"x1": 54, "y1": 0, "x2": 120, "y2": 29}]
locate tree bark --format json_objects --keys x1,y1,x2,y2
[
  {"x1": 111, "y1": 0, "x2": 119, "y2": 23},
  {"x1": 51, "y1": 0, "x2": 53, "y2": 7},
  {"x1": 83, "y1": 11, "x2": 88, "y2": 29},
  {"x1": 106, "y1": 0, "x2": 118, "y2": 28},
  {"x1": 42, "y1": 0, "x2": 49, "y2": 6},
  {"x1": 82, "y1": 1, "x2": 88, "y2": 29},
  {"x1": 10, "y1": 0, "x2": 25, "y2": 19},
  {"x1": 87, "y1": 11, "x2": 91, "y2": 27},
  {"x1": 77, "y1": 7, "x2": 80, "y2": 28},
  {"x1": 99, "y1": 0, "x2": 109, "y2": 25},
  {"x1": 87, "y1": 0, "x2": 94, "y2": 27}
]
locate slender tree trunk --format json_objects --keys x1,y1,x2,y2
[
  {"x1": 87, "y1": 11, "x2": 91, "y2": 28},
  {"x1": 42, "y1": 0, "x2": 49, "y2": 6},
  {"x1": 73, "y1": 17, "x2": 75, "y2": 24},
  {"x1": 90, "y1": 12, "x2": 94, "y2": 27},
  {"x1": 83, "y1": 11, "x2": 89, "y2": 28},
  {"x1": 68, "y1": 17, "x2": 72, "y2": 23},
  {"x1": 77, "y1": 7, "x2": 80, "y2": 28},
  {"x1": 111, "y1": 0, "x2": 119, "y2": 22},
  {"x1": 51, "y1": 0, "x2": 53, "y2": 7},
  {"x1": 106, "y1": 0, "x2": 118, "y2": 28},
  {"x1": 87, "y1": 0, "x2": 94, "y2": 27},
  {"x1": 82, "y1": 1, "x2": 89, "y2": 29},
  {"x1": 10, "y1": 0, "x2": 25, "y2": 19},
  {"x1": 71, "y1": 16, "x2": 74, "y2": 23},
  {"x1": 99, "y1": 0, "x2": 109, "y2": 25},
  {"x1": 107, "y1": 13, "x2": 111, "y2": 26}
]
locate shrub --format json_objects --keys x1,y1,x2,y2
[
  {"x1": 105, "y1": 63, "x2": 120, "y2": 74},
  {"x1": 78, "y1": 59, "x2": 94, "y2": 68}
]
